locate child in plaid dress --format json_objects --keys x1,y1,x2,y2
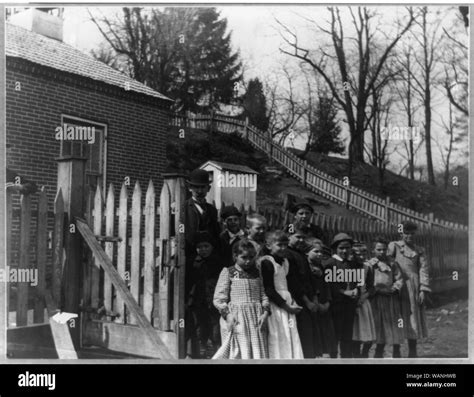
[{"x1": 213, "y1": 239, "x2": 270, "y2": 359}]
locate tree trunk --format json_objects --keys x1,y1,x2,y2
[{"x1": 424, "y1": 92, "x2": 436, "y2": 185}]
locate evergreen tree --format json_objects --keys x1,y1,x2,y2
[
  {"x1": 304, "y1": 94, "x2": 345, "y2": 156},
  {"x1": 91, "y1": 7, "x2": 242, "y2": 112},
  {"x1": 242, "y1": 78, "x2": 269, "y2": 131}
]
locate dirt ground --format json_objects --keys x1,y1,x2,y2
[{"x1": 375, "y1": 298, "x2": 468, "y2": 359}]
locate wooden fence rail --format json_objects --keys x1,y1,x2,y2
[
  {"x1": 6, "y1": 187, "x2": 64, "y2": 328},
  {"x1": 170, "y1": 112, "x2": 467, "y2": 232}
]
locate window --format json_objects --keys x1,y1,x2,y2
[{"x1": 60, "y1": 115, "x2": 107, "y2": 196}]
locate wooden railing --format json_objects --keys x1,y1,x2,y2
[{"x1": 170, "y1": 112, "x2": 468, "y2": 232}]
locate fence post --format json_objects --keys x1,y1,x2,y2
[
  {"x1": 268, "y1": 129, "x2": 273, "y2": 160},
  {"x1": 345, "y1": 185, "x2": 350, "y2": 209},
  {"x1": 173, "y1": 176, "x2": 187, "y2": 359},
  {"x1": 385, "y1": 196, "x2": 390, "y2": 226},
  {"x1": 428, "y1": 212, "x2": 434, "y2": 230},
  {"x1": 209, "y1": 109, "x2": 214, "y2": 133},
  {"x1": 56, "y1": 155, "x2": 87, "y2": 346},
  {"x1": 301, "y1": 163, "x2": 307, "y2": 187},
  {"x1": 244, "y1": 116, "x2": 249, "y2": 140}
]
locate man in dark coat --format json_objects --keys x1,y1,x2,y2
[
  {"x1": 183, "y1": 168, "x2": 222, "y2": 358},
  {"x1": 184, "y1": 169, "x2": 221, "y2": 304}
]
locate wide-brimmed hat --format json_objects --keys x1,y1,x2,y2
[
  {"x1": 291, "y1": 199, "x2": 314, "y2": 214},
  {"x1": 221, "y1": 205, "x2": 242, "y2": 220},
  {"x1": 331, "y1": 233, "x2": 354, "y2": 249},
  {"x1": 401, "y1": 220, "x2": 418, "y2": 233},
  {"x1": 187, "y1": 169, "x2": 211, "y2": 187},
  {"x1": 194, "y1": 231, "x2": 216, "y2": 247}
]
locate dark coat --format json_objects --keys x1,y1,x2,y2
[
  {"x1": 185, "y1": 198, "x2": 221, "y2": 249},
  {"x1": 219, "y1": 229, "x2": 246, "y2": 267}
]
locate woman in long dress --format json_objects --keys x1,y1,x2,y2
[{"x1": 388, "y1": 221, "x2": 430, "y2": 358}]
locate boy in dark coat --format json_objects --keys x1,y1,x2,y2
[
  {"x1": 186, "y1": 231, "x2": 223, "y2": 358},
  {"x1": 285, "y1": 200, "x2": 325, "y2": 242},
  {"x1": 219, "y1": 205, "x2": 246, "y2": 267},
  {"x1": 286, "y1": 228, "x2": 319, "y2": 358}
]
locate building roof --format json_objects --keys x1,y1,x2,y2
[
  {"x1": 200, "y1": 160, "x2": 259, "y2": 174},
  {"x1": 6, "y1": 23, "x2": 172, "y2": 102}
]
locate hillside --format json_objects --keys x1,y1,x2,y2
[
  {"x1": 288, "y1": 148, "x2": 468, "y2": 224},
  {"x1": 166, "y1": 127, "x2": 468, "y2": 224},
  {"x1": 166, "y1": 128, "x2": 365, "y2": 218}
]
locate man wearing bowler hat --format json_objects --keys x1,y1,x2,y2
[
  {"x1": 184, "y1": 168, "x2": 222, "y2": 357},
  {"x1": 184, "y1": 169, "x2": 221, "y2": 292}
]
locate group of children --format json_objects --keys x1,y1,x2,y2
[{"x1": 184, "y1": 168, "x2": 431, "y2": 359}]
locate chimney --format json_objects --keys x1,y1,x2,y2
[{"x1": 10, "y1": 8, "x2": 63, "y2": 41}]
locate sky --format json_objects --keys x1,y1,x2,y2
[{"x1": 9, "y1": 5, "x2": 468, "y2": 179}]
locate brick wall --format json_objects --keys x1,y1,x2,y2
[
  {"x1": 6, "y1": 58, "x2": 171, "y2": 306},
  {"x1": 6, "y1": 58, "x2": 170, "y2": 204}
]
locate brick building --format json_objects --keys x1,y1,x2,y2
[
  {"x1": 6, "y1": 11, "x2": 172, "y2": 272},
  {"x1": 6, "y1": 17, "x2": 172, "y2": 199}
]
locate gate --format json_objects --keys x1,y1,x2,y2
[
  {"x1": 6, "y1": 156, "x2": 186, "y2": 360},
  {"x1": 78, "y1": 171, "x2": 186, "y2": 359}
]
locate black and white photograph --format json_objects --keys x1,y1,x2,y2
[{"x1": 1, "y1": 2, "x2": 470, "y2": 367}]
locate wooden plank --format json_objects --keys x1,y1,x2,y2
[
  {"x1": 91, "y1": 186, "x2": 102, "y2": 310},
  {"x1": 34, "y1": 187, "x2": 48, "y2": 324},
  {"x1": 143, "y1": 180, "x2": 156, "y2": 322},
  {"x1": 17, "y1": 194, "x2": 31, "y2": 326},
  {"x1": 157, "y1": 182, "x2": 171, "y2": 330},
  {"x1": 76, "y1": 218, "x2": 173, "y2": 359},
  {"x1": 43, "y1": 289, "x2": 78, "y2": 359},
  {"x1": 104, "y1": 184, "x2": 115, "y2": 314},
  {"x1": 6, "y1": 192, "x2": 13, "y2": 328},
  {"x1": 115, "y1": 183, "x2": 128, "y2": 323},
  {"x1": 52, "y1": 190, "x2": 64, "y2": 309},
  {"x1": 173, "y1": 178, "x2": 186, "y2": 358},
  {"x1": 130, "y1": 181, "x2": 142, "y2": 325},
  {"x1": 83, "y1": 319, "x2": 177, "y2": 359}
]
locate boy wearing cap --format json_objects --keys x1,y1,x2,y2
[
  {"x1": 186, "y1": 231, "x2": 223, "y2": 358},
  {"x1": 219, "y1": 206, "x2": 246, "y2": 267},
  {"x1": 286, "y1": 200, "x2": 325, "y2": 242},
  {"x1": 388, "y1": 221, "x2": 430, "y2": 358},
  {"x1": 323, "y1": 233, "x2": 359, "y2": 358},
  {"x1": 286, "y1": 227, "x2": 319, "y2": 358}
]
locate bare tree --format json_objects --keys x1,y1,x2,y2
[
  {"x1": 443, "y1": 9, "x2": 468, "y2": 116},
  {"x1": 408, "y1": 6, "x2": 445, "y2": 186},
  {"x1": 392, "y1": 43, "x2": 423, "y2": 180},
  {"x1": 277, "y1": 6, "x2": 415, "y2": 178},
  {"x1": 433, "y1": 102, "x2": 455, "y2": 189},
  {"x1": 364, "y1": 85, "x2": 396, "y2": 193},
  {"x1": 264, "y1": 65, "x2": 305, "y2": 145}
]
